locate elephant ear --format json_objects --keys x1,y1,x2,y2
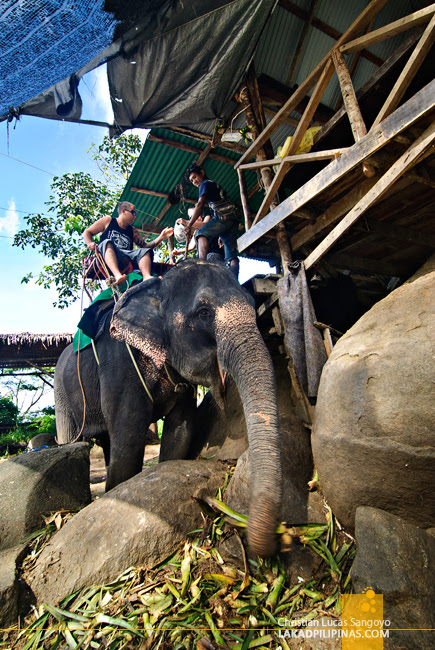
[
  {"x1": 110, "y1": 279, "x2": 167, "y2": 371},
  {"x1": 78, "y1": 298, "x2": 114, "y2": 341}
]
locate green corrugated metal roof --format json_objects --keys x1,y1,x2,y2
[{"x1": 116, "y1": 128, "x2": 263, "y2": 235}]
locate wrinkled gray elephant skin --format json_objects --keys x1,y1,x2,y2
[{"x1": 55, "y1": 260, "x2": 282, "y2": 557}]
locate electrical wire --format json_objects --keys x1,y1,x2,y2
[{"x1": 0, "y1": 151, "x2": 55, "y2": 176}]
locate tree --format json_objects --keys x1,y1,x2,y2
[
  {"x1": 0, "y1": 371, "x2": 52, "y2": 421},
  {"x1": 13, "y1": 134, "x2": 143, "y2": 309},
  {"x1": 0, "y1": 396, "x2": 18, "y2": 430}
]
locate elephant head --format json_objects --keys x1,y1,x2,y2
[{"x1": 110, "y1": 259, "x2": 282, "y2": 557}]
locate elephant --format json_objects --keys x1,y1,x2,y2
[{"x1": 55, "y1": 259, "x2": 282, "y2": 557}]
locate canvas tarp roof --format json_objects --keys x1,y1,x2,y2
[{"x1": 1, "y1": 0, "x2": 276, "y2": 132}]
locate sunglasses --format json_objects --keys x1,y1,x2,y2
[{"x1": 126, "y1": 209, "x2": 137, "y2": 216}]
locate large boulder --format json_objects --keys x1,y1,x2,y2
[
  {"x1": 0, "y1": 544, "x2": 28, "y2": 627},
  {"x1": 27, "y1": 460, "x2": 227, "y2": 606},
  {"x1": 351, "y1": 506, "x2": 435, "y2": 650},
  {"x1": 312, "y1": 266, "x2": 435, "y2": 530},
  {"x1": 0, "y1": 443, "x2": 91, "y2": 550}
]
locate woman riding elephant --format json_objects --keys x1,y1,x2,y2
[{"x1": 55, "y1": 259, "x2": 282, "y2": 557}]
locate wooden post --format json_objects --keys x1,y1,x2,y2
[
  {"x1": 304, "y1": 118, "x2": 435, "y2": 269},
  {"x1": 286, "y1": 0, "x2": 320, "y2": 86},
  {"x1": 235, "y1": 0, "x2": 390, "y2": 169},
  {"x1": 332, "y1": 48, "x2": 375, "y2": 178},
  {"x1": 240, "y1": 80, "x2": 293, "y2": 273},
  {"x1": 332, "y1": 48, "x2": 367, "y2": 141},
  {"x1": 370, "y1": 12, "x2": 435, "y2": 129},
  {"x1": 237, "y1": 168, "x2": 253, "y2": 230},
  {"x1": 253, "y1": 57, "x2": 335, "y2": 224}
]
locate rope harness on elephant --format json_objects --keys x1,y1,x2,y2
[
  {"x1": 163, "y1": 363, "x2": 190, "y2": 394},
  {"x1": 73, "y1": 249, "x2": 195, "y2": 446},
  {"x1": 70, "y1": 249, "x2": 157, "y2": 445}
]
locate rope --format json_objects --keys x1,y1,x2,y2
[
  {"x1": 91, "y1": 339, "x2": 100, "y2": 365},
  {"x1": 56, "y1": 328, "x2": 88, "y2": 445},
  {"x1": 126, "y1": 343, "x2": 154, "y2": 403},
  {"x1": 164, "y1": 362, "x2": 190, "y2": 394},
  {"x1": 66, "y1": 244, "x2": 155, "y2": 449}
]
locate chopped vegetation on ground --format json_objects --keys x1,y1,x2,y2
[{"x1": 4, "y1": 479, "x2": 355, "y2": 649}]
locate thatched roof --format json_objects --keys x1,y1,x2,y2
[{"x1": 0, "y1": 333, "x2": 73, "y2": 370}]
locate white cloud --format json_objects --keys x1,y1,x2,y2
[{"x1": 0, "y1": 199, "x2": 19, "y2": 239}]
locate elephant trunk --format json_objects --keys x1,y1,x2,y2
[{"x1": 216, "y1": 312, "x2": 282, "y2": 557}]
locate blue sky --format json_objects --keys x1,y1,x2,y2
[
  {"x1": 0, "y1": 66, "x2": 270, "y2": 335},
  {"x1": 0, "y1": 66, "x2": 131, "y2": 334}
]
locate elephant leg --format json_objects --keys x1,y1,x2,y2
[
  {"x1": 106, "y1": 429, "x2": 147, "y2": 490},
  {"x1": 103, "y1": 396, "x2": 151, "y2": 491},
  {"x1": 159, "y1": 389, "x2": 196, "y2": 462},
  {"x1": 95, "y1": 433, "x2": 111, "y2": 467}
]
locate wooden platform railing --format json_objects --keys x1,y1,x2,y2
[{"x1": 235, "y1": 0, "x2": 435, "y2": 267}]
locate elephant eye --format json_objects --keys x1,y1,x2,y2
[{"x1": 196, "y1": 306, "x2": 211, "y2": 318}]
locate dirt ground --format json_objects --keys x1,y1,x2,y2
[{"x1": 89, "y1": 443, "x2": 160, "y2": 497}]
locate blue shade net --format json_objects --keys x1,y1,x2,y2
[{"x1": 0, "y1": 0, "x2": 117, "y2": 119}]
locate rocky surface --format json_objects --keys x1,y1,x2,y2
[
  {"x1": 352, "y1": 506, "x2": 435, "y2": 650},
  {"x1": 0, "y1": 544, "x2": 28, "y2": 628},
  {"x1": 312, "y1": 266, "x2": 435, "y2": 531},
  {"x1": 0, "y1": 442, "x2": 91, "y2": 550},
  {"x1": 28, "y1": 460, "x2": 228, "y2": 606}
]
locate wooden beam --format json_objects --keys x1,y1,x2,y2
[
  {"x1": 334, "y1": 19, "x2": 375, "y2": 111},
  {"x1": 258, "y1": 74, "x2": 334, "y2": 124},
  {"x1": 236, "y1": 79, "x2": 435, "y2": 252},
  {"x1": 326, "y1": 253, "x2": 409, "y2": 276},
  {"x1": 370, "y1": 13, "x2": 435, "y2": 129},
  {"x1": 147, "y1": 133, "x2": 235, "y2": 166},
  {"x1": 332, "y1": 48, "x2": 367, "y2": 142},
  {"x1": 369, "y1": 147, "x2": 435, "y2": 188},
  {"x1": 235, "y1": 0, "x2": 390, "y2": 169},
  {"x1": 278, "y1": 0, "x2": 384, "y2": 67},
  {"x1": 153, "y1": 202, "x2": 171, "y2": 227},
  {"x1": 304, "y1": 119, "x2": 435, "y2": 269},
  {"x1": 137, "y1": 225, "x2": 165, "y2": 235},
  {"x1": 359, "y1": 218, "x2": 435, "y2": 249},
  {"x1": 242, "y1": 72, "x2": 294, "y2": 272},
  {"x1": 167, "y1": 125, "x2": 248, "y2": 155},
  {"x1": 253, "y1": 58, "x2": 335, "y2": 225},
  {"x1": 332, "y1": 47, "x2": 375, "y2": 177},
  {"x1": 290, "y1": 175, "x2": 379, "y2": 252},
  {"x1": 195, "y1": 143, "x2": 212, "y2": 167},
  {"x1": 340, "y1": 3, "x2": 435, "y2": 55},
  {"x1": 286, "y1": 0, "x2": 320, "y2": 86},
  {"x1": 131, "y1": 186, "x2": 196, "y2": 204},
  {"x1": 263, "y1": 105, "x2": 299, "y2": 128},
  {"x1": 315, "y1": 28, "x2": 423, "y2": 144},
  {"x1": 238, "y1": 168, "x2": 253, "y2": 230},
  {"x1": 257, "y1": 292, "x2": 279, "y2": 317},
  {"x1": 239, "y1": 149, "x2": 346, "y2": 170},
  {"x1": 253, "y1": 159, "x2": 291, "y2": 226}
]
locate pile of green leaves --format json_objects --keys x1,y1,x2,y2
[{"x1": 7, "y1": 487, "x2": 355, "y2": 649}]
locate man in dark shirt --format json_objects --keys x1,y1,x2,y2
[
  {"x1": 184, "y1": 165, "x2": 240, "y2": 278},
  {"x1": 83, "y1": 201, "x2": 173, "y2": 285}
]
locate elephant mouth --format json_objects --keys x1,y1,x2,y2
[{"x1": 217, "y1": 361, "x2": 227, "y2": 393}]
